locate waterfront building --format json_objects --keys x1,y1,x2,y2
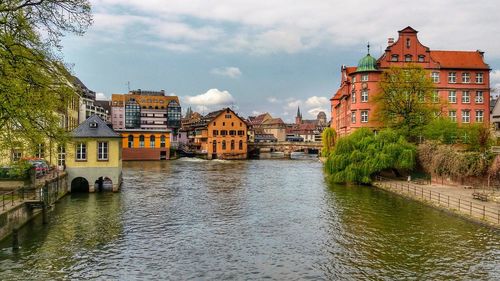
[
  {"x1": 247, "y1": 113, "x2": 287, "y2": 142},
  {"x1": 118, "y1": 129, "x2": 171, "y2": 160},
  {"x1": 286, "y1": 107, "x2": 329, "y2": 142},
  {"x1": 184, "y1": 108, "x2": 248, "y2": 159},
  {"x1": 65, "y1": 115, "x2": 122, "y2": 192},
  {"x1": 331, "y1": 26, "x2": 491, "y2": 137},
  {"x1": 74, "y1": 77, "x2": 110, "y2": 123},
  {"x1": 111, "y1": 90, "x2": 181, "y2": 143}
]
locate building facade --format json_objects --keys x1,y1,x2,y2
[
  {"x1": 119, "y1": 130, "x2": 171, "y2": 160},
  {"x1": 66, "y1": 115, "x2": 122, "y2": 192},
  {"x1": 331, "y1": 26, "x2": 491, "y2": 137}
]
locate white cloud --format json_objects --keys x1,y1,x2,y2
[
  {"x1": 183, "y1": 88, "x2": 235, "y2": 106},
  {"x1": 491, "y1": 70, "x2": 500, "y2": 89},
  {"x1": 210, "y1": 67, "x2": 242, "y2": 78},
  {"x1": 305, "y1": 96, "x2": 329, "y2": 108},
  {"x1": 252, "y1": 110, "x2": 263, "y2": 115},
  {"x1": 267, "y1": 97, "x2": 279, "y2": 103},
  {"x1": 95, "y1": 92, "x2": 109, "y2": 100}
]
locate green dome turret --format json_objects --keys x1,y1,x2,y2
[{"x1": 356, "y1": 43, "x2": 377, "y2": 72}]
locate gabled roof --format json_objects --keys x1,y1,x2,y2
[
  {"x1": 72, "y1": 115, "x2": 121, "y2": 138},
  {"x1": 430, "y1": 50, "x2": 489, "y2": 69},
  {"x1": 262, "y1": 118, "x2": 285, "y2": 125},
  {"x1": 398, "y1": 26, "x2": 418, "y2": 33}
]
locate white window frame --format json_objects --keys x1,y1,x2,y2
[
  {"x1": 475, "y1": 110, "x2": 484, "y2": 122},
  {"x1": 361, "y1": 74, "x2": 368, "y2": 82},
  {"x1": 98, "y1": 141, "x2": 108, "y2": 161},
  {"x1": 432, "y1": 91, "x2": 440, "y2": 103},
  {"x1": 448, "y1": 91, "x2": 456, "y2": 103},
  {"x1": 476, "y1": 73, "x2": 483, "y2": 83},
  {"x1": 475, "y1": 91, "x2": 484, "y2": 103},
  {"x1": 462, "y1": 72, "x2": 470, "y2": 83},
  {"x1": 462, "y1": 110, "x2": 470, "y2": 123},
  {"x1": 58, "y1": 145, "x2": 66, "y2": 167},
  {"x1": 449, "y1": 111, "x2": 457, "y2": 122},
  {"x1": 361, "y1": 111, "x2": 368, "y2": 123},
  {"x1": 448, "y1": 72, "x2": 456, "y2": 83},
  {"x1": 431, "y1": 72, "x2": 439, "y2": 83},
  {"x1": 461, "y1": 91, "x2": 470, "y2": 103},
  {"x1": 351, "y1": 111, "x2": 356, "y2": 123},
  {"x1": 361, "y1": 89, "x2": 368, "y2": 102},
  {"x1": 76, "y1": 143, "x2": 86, "y2": 161},
  {"x1": 351, "y1": 91, "x2": 356, "y2": 103}
]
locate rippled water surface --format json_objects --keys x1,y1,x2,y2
[{"x1": 0, "y1": 159, "x2": 499, "y2": 280}]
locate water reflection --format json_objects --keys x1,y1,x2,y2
[{"x1": 0, "y1": 159, "x2": 498, "y2": 280}]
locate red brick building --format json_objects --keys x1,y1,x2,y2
[{"x1": 331, "y1": 26, "x2": 491, "y2": 137}]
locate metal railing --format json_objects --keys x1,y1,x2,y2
[
  {"x1": 374, "y1": 176, "x2": 500, "y2": 225},
  {"x1": 1, "y1": 187, "x2": 40, "y2": 210}
]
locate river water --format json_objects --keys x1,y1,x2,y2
[{"x1": 0, "y1": 159, "x2": 499, "y2": 280}]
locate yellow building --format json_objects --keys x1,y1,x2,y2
[
  {"x1": 66, "y1": 115, "x2": 122, "y2": 192},
  {"x1": 191, "y1": 108, "x2": 248, "y2": 159},
  {"x1": 118, "y1": 130, "x2": 171, "y2": 160}
]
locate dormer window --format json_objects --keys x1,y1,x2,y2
[
  {"x1": 391, "y1": 55, "x2": 399, "y2": 62},
  {"x1": 89, "y1": 121, "x2": 98, "y2": 128},
  {"x1": 405, "y1": 55, "x2": 412, "y2": 62},
  {"x1": 418, "y1": 55, "x2": 425, "y2": 62}
]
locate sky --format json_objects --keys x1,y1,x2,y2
[{"x1": 61, "y1": 0, "x2": 500, "y2": 122}]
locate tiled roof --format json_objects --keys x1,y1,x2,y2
[
  {"x1": 262, "y1": 118, "x2": 285, "y2": 125},
  {"x1": 430, "y1": 51, "x2": 489, "y2": 69},
  {"x1": 72, "y1": 115, "x2": 121, "y2": 138}
]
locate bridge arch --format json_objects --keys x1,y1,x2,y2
[
  {"x1": 94, "y1": 176, "x2": 113, "y2": 192},
  {"x1": 71, "y1": 177, "x2": 89, "y2": 193}
]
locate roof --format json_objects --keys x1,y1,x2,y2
[
  {"x1": 430, "y1": 50, "x2": 489, "y2": 69},
  {"x1": 72, "y1": 115, "x2": 121, "y2": 138},
  {"x1": 248, "y1": 113, "x2": 271, "y2": 126},
  {"x1": 356, "y1": 54, "x2": 378, "y2": 72},
  {"x1": 262, "y1": 118, "x2": 285, "y2": 125}
]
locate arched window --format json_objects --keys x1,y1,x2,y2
[
  {"x1": 160, "y1": 135, "x2": 166, "y2": 148},
  {"x1": 222, "y1": 140, "x2": 226, "y2": 150},
  {"x1": 127, "y1": 135, "x2": 134, "y2": 148},
  {"x1": 239, "y1": 140, "x2": 243, "y2": 150},
  {"x1": 230, "y1": 140, "x2": 235, "y2": 150},
  {"x1": 139, "y1": 135, "x2": 145, "y2": 148},
  {"x1": 150, "y1": 135, "x2": 156, "y2": 148},
  {"x1": 213, "y1": 140, "x2": 217, "y2": 153}
]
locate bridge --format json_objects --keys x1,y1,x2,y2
[{"x1": 248, "y1": 141, "x2": 323, "y2": 157}]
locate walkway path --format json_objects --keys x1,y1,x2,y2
[{"x1": 373, "y1": 177, "x2": 500, "y2": 228}]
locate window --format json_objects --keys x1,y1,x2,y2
[
  {"x1": 229, "y1": 130, "x2": 236, "y2": 136},
  {"x1": 391, "y1": 54, "x2": 399, "y2": 62},
  {"x1": 361, "y1": 89, "x2": 368, "y2": 102},
  {"x1": 418, "y1": 55, "x2": 425, "y2": 62},
  {"x1": 448, "y1": 72, "x2": 456, "y2": 83},
  {"x1": 12, "y1": 150, "x2": 22, "y2": 161},
  {"x1": 361, "y1": 111, "x2": 368, "y2": 123},
  {"x1": 213, "y1": 122, "x2": 216, "y2": 126},
  {"x1": 35, "y1": 143, "x2": 45, "y2": 158},
  {"x1": 462, "y1": 72, "x2": 470, "y2": 83},
  {"x1": 475, "y1": 91, "x2": 484, "y2": 103},
  {"x1": 57, "y1": 145, "x2": 65, "y2": 167},
  {"x1": 448, "y1": 110, "x2": 457, "y2": 122},
  {"x1": 448, "y1": 91, "x2": 456, "y2": 103},
  {"x1": 98, "y1": 142, "x2": 108, "y2": 160},
  {"x1": 476, "y1": 110, "x2": 484, "y2": 122},
  {"x1": 127, "y1": 135, "x2": 134, "y2": 148},
  {"x1": 476, "y1": 73, "x2": 483, "y2": 83},
  {"x1": 230, "y1": 140, "x2": 235, "y2": 150},
  {"x1": 213, "y1": 130, "x2": 219, "y2": 136},
  {"x1": 222, "y1": 140, "x2": 226, "y2": 150},
  {"x1": 352, "y1": 76, "x2": 357, "y2": 83},
  {"x1": 160, "y1": 135, "x2": 166, "y2": 148},
  {"x1": 405, "y1": 54, "x2": 412, "y2": 62},
  {"x1": 406, "y1": 38, "x2": 411, "y2": 48},
  {"x1": 222, "y1": 122, "x2": 225, "y2": 126},
  {"x1": 76, "y1": 143, "x2": 86, "y2": 160},
  {"x1": 351, "y1": 111, "x2": 356, "y2": 123},
  {"x1": 225, "y1": 114, "x2": 231, "y2": 119},
  {"x1": 150, "y1": 135, "x2": 155, "y2": 148},
  {"x1": 462, "y1": 110, "x2": 470, "y2": 123},
  {"x1": 351, "y1": 91, "x2": 356, "y2": 103},
  {"x1": 431, "y1": 72, "x2": 439, "y2": 83},
  {"x1": 237, "y1": 130, "x2": 245, "y2": 136},
  {"x1": 432, "y1": 91, "x2": 440, "y2": 103},
  {"x1": 139, "y1": 135, "x2": 145, "y2": 148},
  {"x1": 361, "y1": 74, "x2": 368, "y2": 82},
  {"x1": 221, "y1": 130, "x2": 227, "y2": 136},
  {"x1": 239, "y1": 140, "x2": 243, "y2": 150},
  {"x1": 462, "y1": 91, "x2": 470, "y2": 103}
]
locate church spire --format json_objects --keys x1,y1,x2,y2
[
  {"x1": 297, "y1": 106, "x2": 301, "y2": 118},
  {"x1": 367, "y1": 42, "x2": 370, "y2": 55}
]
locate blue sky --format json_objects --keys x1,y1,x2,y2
[{"x1": 61, "y1": 0, "x2": 500, "y2": 122}]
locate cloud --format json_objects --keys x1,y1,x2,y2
[
  {"x1": 210, "y1": 67, "x2": 242, "y2": 78},
  {"x1": 95, "y1": 92, "x2": 109, "y2": 100},
  {"x1": 267, "y1": 97, "x2": 279, "y2": 103},
  {"x1": 183, "y1": 88, "x2": 235, "y2": 106},
  {"x1": 305, "y1": 96, "x2": 329, "y2": 107},
  {"x1": 491, "y1": 70, "x2": 500, "y2": 89}
]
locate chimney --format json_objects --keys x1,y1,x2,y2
[{"x1": 388, "y1": 38, "x2": 395, "y2": 46}]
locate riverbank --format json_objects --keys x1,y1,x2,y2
[{"x1": 373, "y1": 177, "x2": 500, "y2": 229}]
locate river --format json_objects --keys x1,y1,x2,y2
[{"x1": 0, "y1": 159, "x2": 499, "y2": 280}]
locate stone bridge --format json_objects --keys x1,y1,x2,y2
[{"x1": 248, "y1": 141, "x2": 322, "y2": 157}]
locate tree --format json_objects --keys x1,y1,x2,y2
[
  {"x1": 422, "y1": 118, "x2": 459, "y2": 144},
  {"x1": 321, "y1": 127, "x2": 336, "y2": 157},
  {"x1": 375, "y1": 64, "x2": 438, "y2": 141},
  {"x1": 0, "y1": 0, "x2": 92, "y2": 162},
  {"x1": 325, "y1": 128, "x2": 416, "y2": 184}
]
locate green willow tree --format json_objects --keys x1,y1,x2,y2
[
  {"x1": 325, "y1": 128, "x2": 416, "y2": 184},
  {"x1": 321, "y1": 127, "x2": 336, "y2": 157},
  {"x1": 375, "y1": 64, "x2": 438, "y2": 141},
  {"x1": 0, "y1": 0, "x2": 92, "y2": 161}
]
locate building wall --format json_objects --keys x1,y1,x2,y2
[
  {"x1": 206, "y1": 109, "x2": 248, "y2": 159},
  {"x1": 120, "y1": 132, "x2": 171, "y2": 160}
]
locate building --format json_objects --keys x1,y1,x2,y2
[
  {"x1": 119, "y1": 129, "x2": 171, "y2": 160},
  {"x1": 74, "y1": 77, "x2": 110, "y2": 123},
  {"x1": 287, "y1": 107, "x2": 329, "y2": 142},
  {"x1": 331, "y1": 26, "x2": 491, "y2": 137},
  {"x1": 247, "y1": 113, "x2": 287, "y2": 142},
  {"x1": 184, "y1": 108, "x2": 248, "y2": 159},
  {"x1": 65, "y1": 115, "x2": 122, "y2": 192}
]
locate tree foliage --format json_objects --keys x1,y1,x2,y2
[
  {"x1": 375, "y1": 64, "x2": 438, "y2": 140},
  {"x1": 321, "y1": 127, "x2": 336, "y2": 157},
  {"x1": 325, "y1": 128, "x2": 416, "y2": 184},
  {"x1": 0, "y1": 0, "x2": 92, "y2": 161}
]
